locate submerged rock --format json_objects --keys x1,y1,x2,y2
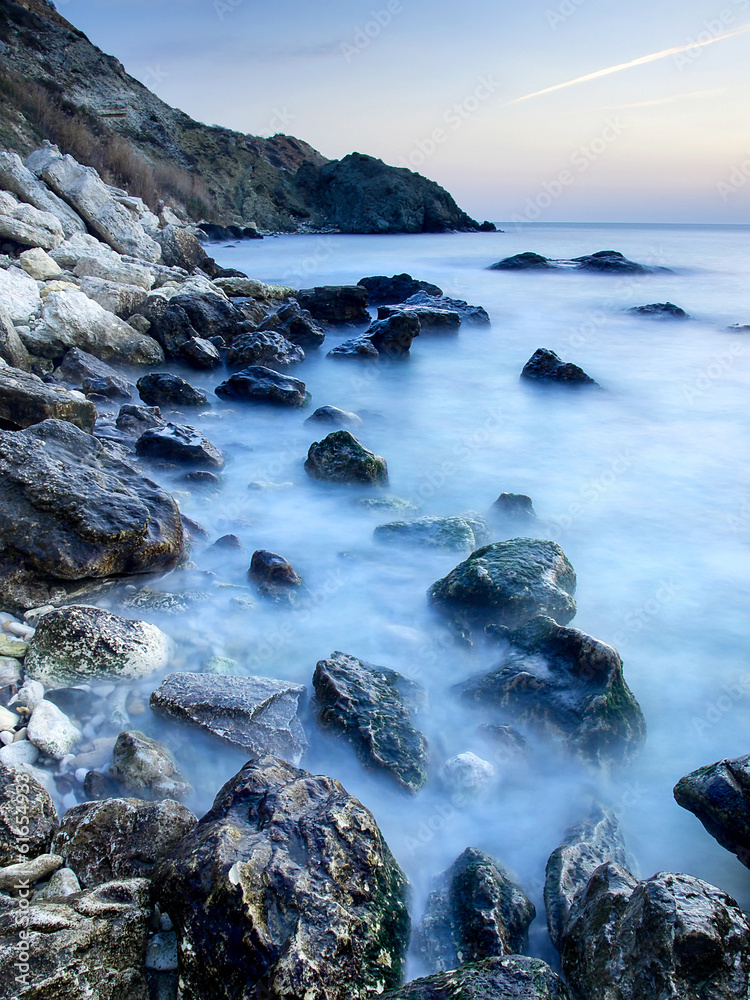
[
  {"x1": 441, "y1": 752, "x2": 495, "y2": 794},
  {"x1": 365, "y1": 311, "x2": 421, "y2": 355},
  {"x1": 25, "y1": 606, "x2": 172, "y2": 688},
  {"x1": 313, "y1": 651, "x2": 428, "y2": 792},
  {"x1": 215, "y1": 365, "x2": 309, "y2": 407},
  {"x1": 305, "y1": 404, "x2": 362, "y2": 428},
  {"x1": 492, "y1": 493, "x2": 537, "y2": 521},
  {"x1": 358, "y1": 273, "x2": 443, "y2": 304},
  {"x1": 110, "y1": 730, "x2": 192, "y2": 802},
  {"x1": 383, "y1": 957, "x2": 569, "y2": 1000},
  {"x1": 627, "y1": 301, "x2": 690, "y2": 320},
  {"x1": 249, "y1": 549, "x2": 302, "y2": 599},
  {"x1": 259, "y1": 300, "x2": 326, "y2": 347},
  {"x1": 403, "y1": 290, "x2": 491, "y2": 325},
  {"x1": 375, "y1": 515, "x2": 480, "y2": 551},
  {"x1": 327, "y1": 335, "x2": 380, "y2": 358},
  {"x1": 429, "y1": 538, "x2": 577, "y2": 629},
  {"x1": 0, "y1": 361, "x2": 97, "y2": 431},
  {"x1": 155, "y1": 755, "x2": 410, "y2": 1000},
  {"x1": 418, "y1": 847, "x2": 535, "y2": 972},
  {"x1": 560, "y1": 864, "x2": 750, "y2": 1000},
  {"x1": 0, "y1": 762, "x2": 57, "y2": 865},
  {"x1": 136, "y1": 372, "x2": 208, "y2": 408},
  {"x1": 521, "y1": 348, "x2": 598, "y2": 386},
  {"x1": 305, "y1": 430, "x2": 388, "y2": 485},
  {"x1": 489, "y1": 252, "x2": 551, "y2": 271},
  {"x1": 295, "y1": 284, "x2": 370, "y2": 325},
  {"x1": 136, "y1": 422, "x2": 224, "y2": 469},
  {"x1": 674, "y1": 754, "x2": 750, "y2": 867},
  {"x1": 150, "y1": 672, "x2": 308, "y2": 764},
  {"x1": 459, "y1": 616, "x2": 645, "y2": 766},
  {"x1": 144, "y1": 291, "x2": 243, "y2": 358},
  {"x1": 490, "y1": 250, "x2": 669, "y2": 275}
]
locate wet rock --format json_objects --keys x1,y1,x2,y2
[
  {"x1": 51, "y1": 797, "x2": 196, "y2": 888},
  {"x1": 155, "y1": 755, "x2": 410, "y2": 1000},
  {"x1": 249, "y1": 549, "x2": 302, "y2": 598},
  {"x1": 561, "y1": 864, "x2": 750, "y2": 1000},
  {"x1": 295, "y1": 284, "x2": 370, "y2": 324},
  {"x1": 359, "y1": 496, "x2": 419, "y2": 514},
  {"x1": 150, "y1": 672, "x2": 308, "y2": 764},
  {"x1": 0, "y1": 877, "x2": 152, "y2": 1000},
  {"x1": 0, "y1": 852, "x2": 63, "y2": 893},
  {"x1": 544, "y1": 808, "x2": 633, "y2": 951},
  {"x1": 136, "y1": 422, "x2": 224, "y2": 469},
  {"x1": 136, "y1": 372, "x2": 208, "y2": 408},
  {"x1": 327, "y1": 335, "x2": 380, "y2": 358},
  {"x1": 0, "y1": 761, "x2": 57, "y2": 864},
  {"x1": 418, "y1": 847, "x2": 535, "y2": 972},
  {"x1": 115, "y1": 402, "x2": 165, "y2": 436},
  {"x1": 489, "y1": 252, "x2": 553, "y2": 271},
  {"x1": 0, "y1": 361, "x2": 97, "y2": 431},
  {"x1": 314, "y1": 651, "x2": 428, "y2": 792},
  {"x1": 0, "y1": 420, "x2": 184, "y2": 614},
  {"x1": 145, "y1": 292, "x2": 242, "y2": 358},
  {"x1": 441, "y1": 752, "x2": 495, "y2": 793},
  {"x1": 305, "y1": 404, "x2": 362, "y2": 428},
  {"x1": 27, "y1": 699, "x2": 81, "y2": 759},
  {"x1": 674, "y1": 754, "x2": 750, "y2": 867},
  {"x1": 429, "y1": 538, "x2": 577, "y2": 629},
  {"x1": 305, "y1": 430, "x2": 388, "y2": 485},
  {"x1": 0, "y1": 188, "x2": 64, "y2": 250},
  {"x1": 180, "y1": 334, "x2": 222, "y2": 369},
  {"x1": 55, "y1": 346, "x2": 134, "y2": 402},
  {"x1": 226, "y1": 329, "x2": 305, "y2": 367},
  {"x1": 521, "y1": 348, "x2": 598, "y2": 386},
  {"x1": 627, "y1": 301, "x2": 690, "y2": 320},
  {"x1": 0, "y1": 303, "x2": 32, "y2": 371},
  {"x1": 382, "y1": 956, "x2": 570, "y2": 1000},
  {"x1": 259, "y1": 300, "x2": 326, "y2": 347},
  {"x1": 19, "y1": 246, "x2": 63, "y2": 280},
  {"x1": 375, "y1": 515, "x2": 480, "y2": 551},
  {"x1": 110, "y1": 731, "x2": 192, "y2": 802},
  {"x1": 378, "y1": 303, "x2": 461, "y2": 332},
  {"x1": 365, "y1": 311, "x2": 421, "y2": 355},
  {"x1": 215, "y1": 365, "x2": 308, "y2": 407},
  {"x1": 459, "y1": 616, "x2": 645, "y2": 766},
  {"x1": 492, "y1": 493, "x2": 537, "y2": 521},
  {"x1": 25, "y1": 606, "x2": 172, "y2": 688},
  {"x1": 404, "y1": 291, "x2": 491, "y2": 325},
  {"x1": 358, "y1": 273, "x2": 443, "y2": 304}
]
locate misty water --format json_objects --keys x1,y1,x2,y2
[{"x1": 103, "y1": 223, "x2": 750, "y2": 972}]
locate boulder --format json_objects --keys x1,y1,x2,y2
[
  {"x1": 110, "y1": 730, "x2": 191, "y2": 802},
  {"x1": 313, "y1": 651, "x2": 428, "y2": 792},
  {"x1": 136, "y1": 422, "x2": 224, "y2": 469},
  {"x1": 40, "y1": 153, "x2": 161, "y2": 261},
  {"x1": 459, "y1": 616, "x2": 645, "y2": 766},
  {"x1": 144, "y1": 292, "x2": 241, "y2": 358},
  {"x1": 73, "y1": 252, "x2": 154, "y2": 289},
  {"x1": 489, "y1": 252, "x2": 551, "y2": 271},
  {"x1": 305, "y1": 430, "x2": 388, "y2": 485},
  {"x1": 403, "y1": 291, "x2": 491, "y2": 325},
  {"x1": 18, "y1": 247, "x2": 63, "y2": 280},
  {"x1": 154, "y1": 755, "x2": 410, "y2": 1000},
  {"x1": 365, "y1": 311, "x2": 421, "y2": 355},
  {"x1": 627, "y1": 301, "x2": 690, "y2": 320},
  {"x1": 521, "y1": 348, "x2": 598, "y2": 386},
  {"x1": 375, "y1": 515, "x2": 481, "y2": 551},
  {"x1": 51, "y1": 797, "x2": 196, "y2": 888},
  {"x1": 54, "y1": 346, "x2": 134, "y2": 400},
  {"x1": 249, "y1": 549, "x2": 302, "y2": 598},
  {"x1": 78, "y1": 276, "x2": 149, "y2": 319},
  {"x1": 226, "y1": 330, "x2": 305, "y2": 367},
  {"x1": 215, "y1": 365, "x2": 308, "y2": 407},
  {"x1": 378, "y1": 304, "x2": 461, "y2": 332},
  {"x1": 213, "y1": 276, "x2": 294, "y2": 299},
  {"x1": 150, "y1": 672, "x2": 308, "y2": 765},
  {"x1": 429, "y1": 538, "x2": 577, "y2": 629},
  {"x1": 0, "y1": 266, "x2": 41, "y2": 324},
  {"x1": 544, "y1": 809, "x2": 633, "y2": 951},
  {"x1": 573, "y1": 250, "x2": 666, "y2": 274},
  {"x1": 27, "y1": 698, "x2": 81, "y2": 759},
  {"x1": 492, "y1": 493, "x2": 537, "y2": 521},
  {"x1": 305, "y1": 404, "x2": 362, "y2": 428},
  {"x1": 41, "y1": 290, "x2": 164, "y2": 365},
  {"x1": 358, "y1": 273, "x2": 443, "y2": 304},
  {"x1": 157, "y1": 224, "x2": 212, "y2": 272},
  {"x1": 0, "y1": 150, "x2": 86, "y2": 238},
  {"x1": 417, "y1": 847, "x2": 535, "y2": 972},
  {"x1": 560, "y1": 864, "x2": 750, "y2": 1000},
  {"x1": 115, "y1": 402, "x2": 165, "y2": 437},
  {"x1": 295, "y1": 284, "x2": 370, "y2": 324},
  {"x1": 0, "y1": 188, "x2": 64, "y2": 250},
  {"x1": 0, "y1": 303, "x2": 31, "y2": 370},
  {"x1": 0, "y1": 762, "x2": 57, "y2": 865},
  {"x1": 48, "y1": 232, "x2": 112, "y2": 269},
  {"x1": 382, "y1": 956, "x2": 569, "y2": 1000},
  {"x1": 136, "y1": 372, "x2": 208, "y2": 408},
  {"x1": 24, "y1": 606, "x2": 172, "y2": 688},
  {"x1": 259, "y1": 300, "x2": 326, "y2": 347},
  {"x1": 0, "y1": 878, "x2": 151, "y2": 1000},
  {"x1": 0, "y1": 362, "x2": 96, "y2": 431},
  {"x1": 674, "y1": 754, "x2": 750, "y2": 867},
  {"x1": 180, "y1": 335, "x2": 222, "y2": 369},
  {"x1": 327, "y1": 336, "x2": 380, "y2": 358}
]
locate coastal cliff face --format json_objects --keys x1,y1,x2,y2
[{"x1": 0, "y1": 0, "x2": 482, "y2": 233}]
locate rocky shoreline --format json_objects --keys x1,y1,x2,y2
[{"x1": 0, "y1": 143, "x2": 749, "y2": 1000}]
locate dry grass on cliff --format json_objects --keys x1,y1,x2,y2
[{"x1": 0, "y1": 68, "x2": 214, "y2": 218}]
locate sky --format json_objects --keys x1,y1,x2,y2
[{"x1": 54, "y1": 0, "x2": 750, "y2": 223}]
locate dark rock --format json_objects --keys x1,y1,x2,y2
[
  {"x1": 378, "y1": 303, "x2": 461, "y2": 333},
  {"x1": 110, "y1": 730, "x2": 192, "y2": 802},
  {"x1": 327, "y1": 336, "x2": 380, "y2": 358},
  {"x1": 259, "y1": 301, "x2": 326, "y2": 347},
  {"x1": 305, "y1": 430, "x2": 388, "y2": 485},
  {"x1": 544, "y1": 808, "x2": 633, "y2": 951},
  {"x1": 249, "y1": 549, "x2": 302, "y2": 598},
  {"x1": 55, "y1": 346, "x2": 134, "y2": 400},
  {"x1": 115, "y1": 402, "x2": 165, "y2": 436},
  {"x1": 572, "y1": 250, "x2": 663, "y2": 274},
  {"x1": 150, "y1": 672, "x2": 308, "y2": 764},
  {"x1": 0, "y1": 762, "x2": 57, "y2": 865},
  {"x1": 479, "y1": 221, "x2": 499, "y2": 232},
  {"x1": 154, "y1": 755, "x2": 410, "y2": 1000},
  {"x1": 210, "y1": 533, "x2": 243, "y2": 551},
  {"x1": 226, "y1": 330, "x2": 304, "y2": 368},
  {"x1": 157, "y1": 224, "x2": 213, "y2": 272},
  {"x1": 0, "y1": 362, "x2": 97, "y2": 431},
  {"x1": 521, "y1": 348, "x2": 598, "y2": 386},
  {"x1": 365, "y1": 311, "x2": 421, "y2": 356},
  {"x1": 460, "y1": 616, "x2": 645, "y2": 766},
  {"x1": 382, "y1": 956, "x2": 569, "y2": 1000},
  {"x1": 0, "y1": 419, "x2": 184, "y2": 614},
  {"x1": 179, "y1": 335, "x2": 222, "y2": 369},
  {"x1": 375, "y1": 515, "x2": 481, "y2": 551},
  {"x1": 404, "y1": 291, "x2": 491, "y2": 325},
  {"x1": 561, "y1": 864, "x2": 750, "y2": 1000},
  {"x1": 489, "y1": 252, "x2": 552, "y2": 271},
  {"x1": 51, "y1": 798, "x2": 197, "y2": 888},
  {"x1": 183, "y1": 469, "x2": 220, "y2": 489},
  {"x1": 215, "y1": 365, "x2": 308, "y2": 407},
  {"x1": 146, "y1": 293, "x2": 243, "y2": 358},
  {"x1": 492, "y1": 493, "x2": 537, "y2": 520},
  {"x1": 136, "y1": 422, "x2": 224, "y2": 469},
  {"x1": 305, "y1": 404, "x2": 362, "y2": 429},
  {"x1": 0, "y1": 878, "x2": 152, "y2": 1000},
  {"x1": 627, "y1": 301, "x2": 690, "y2": 320},
  {"x1": 136, "y1": 372, "x2": 209, "y2": 409},
  {"x1": 83, "y1": 770, "x2": 120, "y2": 800},
  {"x1": 198, "y1": 223, "x2": 262, "y2": 242},
  {"x1": 313, "y1": 651, "x2": 428, "y2": 792},
  {"x1": 674, "y1": 754, "x2": 750, "y2": 867},
  {"x1": 418, "y1": 847, "x2": 535, "y2": 972},
  {"x1": 429, "y1": 538, "x2": 577, "y2": 629},
  {"x1": 358, "y1": 273, "x2": 443, "y2": 304},
  {"x1": 295, "y1": 284, "x2": 370, "y2": 325}
]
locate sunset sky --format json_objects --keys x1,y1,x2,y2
[{"x1": 60, "y1": 0, "x2": 750, "y2": 223}]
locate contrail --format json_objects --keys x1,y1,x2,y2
[{"x1": 506, "y1": 21, "x2": 750, "y2": 106}]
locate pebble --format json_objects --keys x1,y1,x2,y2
[
  {"x1": 0, "y1": 731, "x2": 14, "y2": 746},
  {"x1": 0, "y1": 657, "x2": 22, "y2": 687},
  {"x1": 0, "y1": 740, "x2": 39, "y2": 767},
  {"x1": 0, "y1": 853, "x2": 63, "y2": 893},
  {"x1": 13, "y1": 727, "x2": 28, "y2": 742},
  {"x1": 0, "y1": 706, "x2": 19, "y2": 730},
  {"x1": 4, "y1": 622, "x2": 35, "y2": 641},
  {"x1": 0, "y1": 638, "x2": 27, "y2": 658},
  {"x1": 145, "y1": 931, "x2": 179, "y2": 971},
  {"x1": 11, "y1": 679, "x2": 45, "y2": 712},
  {"x1": 27, "y1": 700, "x2": 82, "y2": 760},
  {"x1": 24, "y1": 605, "x2": 55, "y2": 621},
  {"x1": 33, "y1": 867, "x2": 81, "y2": 900},
  {"x1": 441, "y1": 751, "x2": 496, "y2": 793},
  {"x1": 160, "y1": 913, "x2": 174, "y2": 932},
  {"x1": 74, "y1": 768, "x2": 88, "y2": 784}
]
